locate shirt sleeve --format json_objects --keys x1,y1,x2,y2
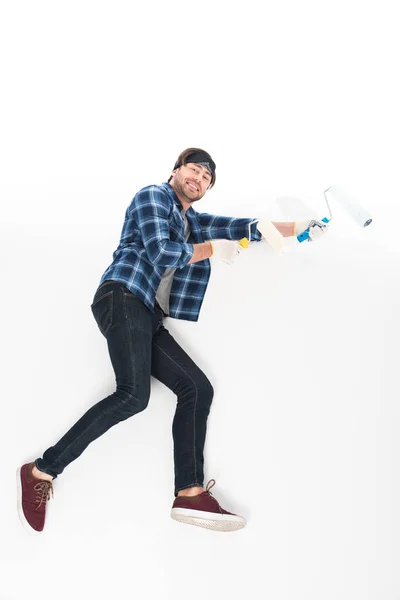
[
  {"x1": 195, "y1": 212, "x2": 263, "y2": 242},
  {"x1": 128, "y1": 186, "x2": 194, "y2": 268}
]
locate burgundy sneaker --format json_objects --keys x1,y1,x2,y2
[
  {"x1": 17, "y1": 462, "x2": 54, "y2": 535},
  {"x1": 171, "y1": 479, "x2": 246, "y2": 532}
]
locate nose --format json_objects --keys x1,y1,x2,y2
[{"x1": 193, "y1": 169, "x2": 201, "y2": 183}]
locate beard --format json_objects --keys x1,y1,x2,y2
[{"x1": 173, "y1": 171, "x2": 204, "y2": 204}]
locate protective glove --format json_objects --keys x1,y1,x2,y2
[
  {"x1": 295, "y1": 219, "x2": 329, "y2": 241},
  {"x1": 209, "y1": 239, "x2": 244, "y2": 265}
]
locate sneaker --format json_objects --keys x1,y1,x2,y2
[
  {"x1": 16, "y1": 462, "x2": 54, "y2": 535},
  {"x1": 171, "y1": 479, "x2": 246, "y2": 532}
]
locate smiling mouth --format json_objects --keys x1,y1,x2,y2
[{"x1": 186, "y1": 181, "x2": 198, "y2": 192}]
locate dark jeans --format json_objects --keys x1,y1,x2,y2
[{"x1": 35, "y1": 280, "x2": 214, "y2": 495}]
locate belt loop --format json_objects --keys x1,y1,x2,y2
[{"x1": 155, "y1": 300, "x2": 168, "y2": 318}]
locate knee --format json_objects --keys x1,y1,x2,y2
[
  {"x1": 178, "y1": 375, "x2": 213, "y2": 411},
  {"x1": 198, "y1": 377, "x2": 214, "y2": 410},
  {"x1": 117, "y1": 384, "x2": 150, "y2": 415}
]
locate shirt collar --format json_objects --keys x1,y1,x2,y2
[{"x1": 161, "y1": 182, "x2": 193, "y2": 214}]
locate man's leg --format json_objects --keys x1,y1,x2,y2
[
  {"x1": 150, "y1": 323, "x2": 214, "y2": 497},
  {"x1": 19, "y1": 281, "x2": 163, "y2": 533},
  {"x1": 150, "y1": 323, "x2": 246, "y2": 531}
]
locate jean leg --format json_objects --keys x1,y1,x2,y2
[
  {"x1": 150, "y1": 325, "x2": 214, "y2": 496},
  {"x1": 35, "y1": 282, "x2": 158, "y2": 479}
]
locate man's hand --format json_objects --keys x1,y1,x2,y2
[
  {"x1": 295, "y1": 219, "x2": 329, "y2": 241},
  {"x1": 209, "y1": 240, "x2": 244, "y2": 264}
]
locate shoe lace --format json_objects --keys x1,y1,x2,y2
[
  {"x1": 204, "y1": 479, "x2": 224, "y2": 513},
  {"x1": 205, "y1": 479, "x2": 216, "y2": 495},
  {"x1": 34, "y1": 480, "x2": 54, "y2": 510}
]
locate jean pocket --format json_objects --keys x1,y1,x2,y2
[
  {"x1": 91, "y1": 290, "x2": 114, "y2": 336},
  {"x1": 122, "y1": 286, "x2": 135, "y2": 296}
]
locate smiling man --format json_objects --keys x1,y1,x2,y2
[
  {"x1": 17, "y1": 147, "x2": 328, "y2": 535},
  {"x1": 170, "y1": 153, "x2": 212, "y2": 204}
]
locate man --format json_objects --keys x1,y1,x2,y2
[{"x1": 17, "y1": 148, "x2": 328, "y2": 534}]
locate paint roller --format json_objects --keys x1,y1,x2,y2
[
  {"x1": 237, "y1": 219, "x2": 285, "y2": 253},
  {"x1": 327, "y1": 185, "x2": 373, "y2": 227},
  {"x1": 296, "y1": 186, "x2": 373, "y2": 243},
  {"x1": 238, "y1": 186, "x2": 373, "y2": 250}
]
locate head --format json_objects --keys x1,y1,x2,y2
[{"x1": 168, "y1": 148, "x2": 216, "y2": 206}]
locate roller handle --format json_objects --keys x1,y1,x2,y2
[{"x1": 297, "y1": 217, "x2": 330, "y2": 243}]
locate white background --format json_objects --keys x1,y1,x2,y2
[{"x1": 1, "y1": 1, "x2": 399, "y2": 599}]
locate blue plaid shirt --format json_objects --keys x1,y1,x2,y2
[{"x1": 99, "y1": 182, "x2": 262, "y2": 321}]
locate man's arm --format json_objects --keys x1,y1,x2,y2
[
  {"x1": 188, "y1": 220, "x2": 323, "y2": 262},
  {"x1": 188, "y1": 242, "x2": 213, "y2": 264},
  {"x1": 271, "y1": 222, "x2": 295, "y2": 237},
  {"x1": 195, "y1": 211, "x2": 263, "y2": 242}
]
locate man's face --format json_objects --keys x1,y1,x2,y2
[{"x1": 169, "y1": 162, "x2": 212, "y2": 205}]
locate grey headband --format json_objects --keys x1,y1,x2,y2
[{"x1": 173, "y1": 151, "x2": 216, "y2": 180}]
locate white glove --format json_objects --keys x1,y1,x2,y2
[
  {"x1": 295, "y1": 219, "x2": 329, "y2": 241},
  {"x1": 209, "y1": 239, "x2": 244, "y2": 264}
]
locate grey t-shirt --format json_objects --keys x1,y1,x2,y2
[{"x1": 155, "y1": 209, "x2": 191, "y2": 315}]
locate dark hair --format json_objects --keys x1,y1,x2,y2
[{"x1": 168, "y1": 147, "x2": 216, "y2": 189}]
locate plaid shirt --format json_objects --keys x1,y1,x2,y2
[{"x1": 99, "y1": 182, "x2": 262, "y2": 321}]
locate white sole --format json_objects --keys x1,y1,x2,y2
[
  {"x1": 171, "y1": 508, "x2": 246, "y2": 532},
  {"x1": 16, "y1": 467, "x2": 42, "y2": 536}
]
